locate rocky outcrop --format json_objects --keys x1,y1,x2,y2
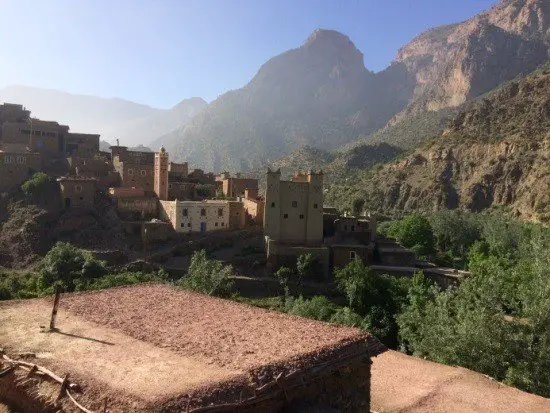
[{"x1": 326, "y1": 64, "x2": 550, "y2": 223}]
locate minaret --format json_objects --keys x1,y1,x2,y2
[{"x1": 154, "y1": 147, "x2": 169, "y2": 200}]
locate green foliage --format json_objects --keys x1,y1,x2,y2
[
  {"x1": 284, "y1": 295, "x2": 337, "y2": 322},
  {"x1": 21, "y1": 172, "x2": 51, "y2": 202},
  {"x1": 37, "y1": 242, "x2": 107, "y2": 293},
  {"x1": 275, "y1": 266, "x2": 293, "y2": 298},
  {"x1": 398, "y1": 221, "x2": 550, "y2": 397},
  {"x1": 334, "y1": 259, "x2": 409, "y2": 346},
  {"x1": 195, "y1": 184, "x2": 214, "y2": 199},
  {"x1": 0, "y1": 269, "x2": 40, "y2": 300},
  {"x1": 178, "y1": 250, "x2": 234, "y2": 297},
  {"x1": 84, "y1": 271, "x2": 167, "y2": 291},
  {"x1": 385, "y1": 214, "x2": 436, "y2": 257},
  {"x1": 296, "y1": 253, "x2": 315, "y2": 282}
]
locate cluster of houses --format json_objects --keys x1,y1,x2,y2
[{"x1": 1, "y1": 102, "x2": 420, "y2": 276}]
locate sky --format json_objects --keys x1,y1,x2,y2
[{"x1": 0, "y1": 0, "x2": 496, "y2": 109}]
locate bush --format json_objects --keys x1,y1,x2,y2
[
  {"x1": 21, "y1": 173, "x2": 52, "y2": 204},
  {"x1": 284, "y1": 295, "x2": 337, "y2": 322},
  {"x1": 384, "y1": 214, "x2": 436, "y2": 257},
  {"x1": 178, "y1": 250, "x2": 234, "y2": 297},
  {"x1": 275, "y1": 266, "x2": 293, "y2": 298},
  {"x1": 37, "y1": 242, "x2": 107, "y2": 293}
]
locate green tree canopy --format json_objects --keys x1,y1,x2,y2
[{"x1": 178, "y1": 250, "x2": 234, "y2": 297}]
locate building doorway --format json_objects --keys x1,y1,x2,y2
[{"x1": 200, "y1": 222, "x2": 207, "y2": 232}]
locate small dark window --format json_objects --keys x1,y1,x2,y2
[
  {"x1": 215, "y1": 222, "x2": 218, "y2": 227},
  {"x1": 221, "y1": 222, "x2": 225, "y2": 226},
  {"x1": 183, "y1": 208, "x2": 188, "y2": 217},
  {"x1": 271, "y1": 202, "x2": 275, "y2": 208},
  {"x1": 313, "y1": 203, "x2": 318, "y2": 209},
  {"x1": 292, "y1": 201, "x2": 297, "y2": 208},
  {"x1": 201, "y1": 208, "x2": 206, "y2": 216},
  {"x1": 79, "y1": 197, "x2": 83, "y2": 201},
  {"x1": 350, "y1": 251, "x2": 357, "y2": 260},
  {"x1": 180, "y1": 223, "x2": 185, "y2": 228},
  {"x1": 283, "y1": 214, "x2": 288, "y2": 219},
  {"x1": 218, "y1": 208, "x2": 223, "y2": 216},
  {"x1": 299, "y1": 214, "x2": 304, "y2": 219},
  {"x1": 188, "y1": 223, "x2": 191, "y2": 227},
  {"x1": 351, "y1": 226, "x2": 355, "y2": 232}
]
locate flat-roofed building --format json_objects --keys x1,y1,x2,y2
[
  {"x1": 221, "y1": 173, "x2": 259, "y2": 199},
  {"x1": 57, "y1": 176, "x2": 97, "y2": 210},
  {"x1": 65, "y1": 133, "x2": 100, "y2": 157},
  {"x1": 0, "y1": 145, "x2": 42, "y2": 190},
  {"x1": 111, "y1": 146, "x2": 155, "y2": 190}
]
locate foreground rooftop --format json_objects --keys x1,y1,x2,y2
[{"x1": 0, "y1": 284, "x2": 375, "y2": 411}]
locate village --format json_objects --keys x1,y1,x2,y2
[
  {"x1": 1, "y1": 101, "x2": 547, "y2": 413},
  {"x1": 0, "y1": 102, "x2": 464, "y2": 287}
]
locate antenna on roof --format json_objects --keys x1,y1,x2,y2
[{"x1": 116, "y1": 138, "x2": 120, "y2": 146}]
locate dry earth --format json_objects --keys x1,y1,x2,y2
[{"x1": 371, "y1": 350, "x2": 550, "y2": 413}]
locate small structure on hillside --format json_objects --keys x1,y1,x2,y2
[{"x1": 57, "y1": 176, "x2": 97, "y2": 210}]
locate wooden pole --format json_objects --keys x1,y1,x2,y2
[{"x1": 49, "y1": 285, "x2": 61, "y2": 331}]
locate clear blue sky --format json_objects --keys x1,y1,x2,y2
[{"x1": 0, "y1": 0, "x2": 496, "y2": 109}]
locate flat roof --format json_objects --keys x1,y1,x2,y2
[
  {"x1": 0, "y1": 284, "x2": 374, "y2": 410},
  {"x1": 371, "y1": 350, "x2": 550, "y2": 413}
]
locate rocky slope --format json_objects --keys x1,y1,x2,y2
[
  {"x1": 325, "y1": 64, "x2": 550, "y2": 223},
  {"x1": 154, "y1": 29, "x2": 404, "y2": 172},
  {"x1": 155, "y1": 0, "x2": 550, "y2": 172}
]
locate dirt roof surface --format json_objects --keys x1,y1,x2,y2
[
  {"x1": 371, "y1": 350, "x2": 550, "y2": 413},
  {"x1": 58, "y1": 284, "x2": 368, "y2": 371},
  {"x1": 0, "y1": 284, "x2": 372, "y2": 410}
]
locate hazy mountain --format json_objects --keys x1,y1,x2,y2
[
  {"x1": 156, "y1": 0, "x2": 549, "y2": 172},
  {"x1": 0, "y1": 85, "x2": 206, "y2": 146},
  {"x1": 325, "y1": 63, "x2": 550, "y2": 223}
]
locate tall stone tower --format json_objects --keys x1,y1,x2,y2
[
  {"x1": 154, "y1": 147, "x2": 169, "y2": 200},
  {"x1": 263, "y1": 168, "x2": 281, "y2": 240},
  {"x1": 305, "y1": 170, "x2": 323, "y2": 246}
]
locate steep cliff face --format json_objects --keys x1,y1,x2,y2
[
  {"x1": 391, "y1": 0, "x2": 550, "y2": 119},
  {"x1": 326, "y1": 64, "x2": 550, "y2": 223}
]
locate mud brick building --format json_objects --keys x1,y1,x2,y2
[
  {"x1": 57, "y1": 176, "x2": 97, "y2": 210},
  {"x1": 0, "y1": 146, "x2": 42, "y2": 190},
  {"x1": 241, "y1": 188, "x2": 265, "y2": 226},
  {"x1": 110, "y1": 145, "x2": 155, "y2": 190},
  {"x1": 221, "y1": 172, "x2": 259, "y2": 199}
]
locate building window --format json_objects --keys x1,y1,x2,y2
[
  {"x1": 128, "y1": 169, "x2": 134, "y2": 176},
  {"x1": 215, "y1": 222, "x2": 218, "y2": 227},
  {"x1": 140, "y1": 170, "x2": 146, "y2": 176},
  {"x1": 75, "y1": 185, "x2": 83, "y2": 193},
  {"x1": 221, "y1": 222, "x2": 225, "y2": 227},
  {"x1": 181, "y1": 223, "x2": 185, "y2": 228},
  {"x1": 350, "y1": 251, "x2": 357, "y2": 260},
  {"x1": 292, "y1": 201, "x2": 297, "y2": 208},
  {"x1": 218, "y1": 208, "x2": 223, "y2": 217},
  {"x1": 351, "y1": 225, "x2": 355, "y2": 232},
  {"x1": 16, "y1": 156, "x2": 25, "y2": 164},
  {"x1": 299, "y1": 214, "x2": 304, "y2": 219},
  {"x1": 188, "y1": 223, "x2": 191, "y2": 227},
  {"x1": 314, "y1": 203, "x2": 318, "y2": 209},
  {"x1": 201, "y1": 208, "x2": 206, "y2": 216},
  {"x1": 182, "y1": 208, "x2": 188, "y2": 217},
  {"x1": 271, "y1": 202, "x2": 275, "y2": 208},
  {"x1": 283, "y1": 214, "x2": 288, "y2": 219},
  {"x1": 169, "y1": 184, "x2": 172, "y2": 189}
]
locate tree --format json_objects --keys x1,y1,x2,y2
[
  {"x1": 38, "y1": 242, "x2": 107, "y2": 293},
  {"x1": 387, "y1": 214, "x2": 436, "y2": 257},
  {"x1": 296, "y1": 253, "x2": 315, "y2": 282},
  {"x1": 284, "y1": 295, "x2": 337, "y2": 322},
  {"x1": 275, "y1": 266, "x2": 293, "y2": 299},
  {"x1": 352, "y1": 197, "x2": 365, "y2": 217},
  {"x1": 196, "y1": 184, "x2": 214, "y2": 199},
  {"x1": 178, "y1": 250, "x2": 234, "y2": 297}
]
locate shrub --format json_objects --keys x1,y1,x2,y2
[
  {"x1": 37, "y1": 242, "x2": 107, "y2": 293},
  {"x1": 284, "y1": 295, "x2": 337, "y2": 322},
  {"x1": 178, "y1": 250, "x2": 234, "y2": 297}
]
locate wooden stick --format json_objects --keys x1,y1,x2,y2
[
  {"x1": 56, "y1": 374, "x2": 70, "y2": 403},
  {"x1": 50, "y1": 285, "x2": 62, "y2": 331}
]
